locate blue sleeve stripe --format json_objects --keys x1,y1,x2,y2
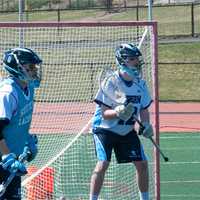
[{"x1": 94, "y1": 99, "x2": 112, "y2": 108}]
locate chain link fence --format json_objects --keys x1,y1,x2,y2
[
  {"x1": 0, "y1": 0, "x2": 199, "y2": 101},
  {"x1": 0, "y1": 1, "x2": 199, "y2": 38}
]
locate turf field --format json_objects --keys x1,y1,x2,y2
[
  {"x1": 160, "y1": 132, "x2": 200, "y2": 200},
  {"x1": 24, "y1": 131, "x2": 200, "y2": 200}
]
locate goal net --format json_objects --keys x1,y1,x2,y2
[{"x1": 0, "y1": 21, "x2": 159, "y2": 200}]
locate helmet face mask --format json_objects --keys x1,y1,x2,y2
[
  {"x1": 3, "y1": 48, "x2": 42, "y2": 85},
  {"x1": 21, "y1": 63, "x2": 42, "y2": 83},
  {"x1": 115, "y1": 43, "x2": 144, "y2": 80}
]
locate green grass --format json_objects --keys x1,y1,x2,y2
[
  {"x1": 0, "y1": 5, "x2": 199, "y2": 102},
  {"x1": 159, "y1": 43, "x2": 200, "y2": 62},
  {"x1": 160, "y1": 133, "x2": 200, "y2": 200},
  {"x1": 24, "y1": 133, "x2": 152, "y2": 199},
  {"x1": 0, "y1": 4, "x2": 200, "y2": 37},
  {"x1": 158, "y1": 43, "x2": 200, "y2": 101},
  {"x1": 24, "y1": 132, "x2": 200, "y2": 199}
]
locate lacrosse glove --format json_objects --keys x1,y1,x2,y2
[
  {"x1": 1, "y1": 153, "x2": 27, "y2": 176},
  {"x1": 140, "y1": 122, "x2": 154, "y2": 138},
  {"x1": 115, "y1": 102, "x2": 134, "y2": 121}
]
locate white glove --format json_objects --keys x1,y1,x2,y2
[
  {"x1": 114, "y1": 102, "x2": 134, "y2": 121},
  {"x1": 140, "y1": 122, "x2": 154, "y2": 138}
]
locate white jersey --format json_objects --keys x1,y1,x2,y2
[{"x1": 92, "y1": 72, "x2": 152, "y2": 136}]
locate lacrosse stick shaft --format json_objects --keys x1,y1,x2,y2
[
  {"x1": 0, "y1": 146, "x2": 30, "y2": 197},
  {"x1": 133, "y1": 115, "x2": 169, "y2": 162},
  {"x1": 149, "y1": 137, "x2": 169, "y2": 162}
]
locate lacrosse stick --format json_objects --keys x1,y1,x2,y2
[{"x1": 136, "y1": 117, "x2": 169, "y2": 162}]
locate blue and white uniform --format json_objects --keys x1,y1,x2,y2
[
  {"x1": 0, "y1": 47, "x2": 41, "y2": 200},
  {"x1": 92, "y1": 71, "x2": 152, "y2": 163},
  {"x1": 0, "y1": 77, "x2": 34, "y2": 157},
  {"x1": 0, "y1": 77, "x2": 35, "y2": 199}
]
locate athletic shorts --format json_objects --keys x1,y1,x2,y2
[
  {"x1": 93, "y1": 128, "x2": 147, "y2": 163},
  {"x1": 0, "y1": 165, "x2": 21, "y2": 200}
]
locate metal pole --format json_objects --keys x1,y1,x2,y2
[
  {"x1": 19, "y1": 0, "x2": 24, "y2": 47},
  {"x1": 147, "y1": 0, "x2": 153, "y2": 21},
  {"x1": 136, "y1": 0, "x2": 139, "y2": 21},
  {"x1": 191, "y1": 3, "x2": 194, "y2": 37}
]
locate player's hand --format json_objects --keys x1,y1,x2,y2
[
  {"x1": 140, "y1": 122, "x2": 154, "y2": 138},
  {"x1": 26, "y1": 134, "x2": 38, "y2": 162},
  {"x1": 115, "y1": 102, "x2": 134, "y2": 121},
  {"x1": 1, "y1": 153, "x2": 27, "y2": 176}
]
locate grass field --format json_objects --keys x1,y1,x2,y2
[
  {"x1": 0, "y1": 6, "x2": 199, "y2": 101},
  {"x1": 25, "y1": 132, "x2": 200, "y2": 199},
  {"x1": 0, "y1": 4, "x2": 199, "y2": 36},
  {"x1": 158, "y1": 42, "x2": 200, "y2": 101},
  {"x1": 160, "y1": 133, "x2": 200, "y2": 200}
]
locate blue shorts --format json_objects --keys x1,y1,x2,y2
[
  {"x1": 93, "y1": 128, "x2": 147, "y2": 163},
  {"x1": 0, "y1": 165, "x2": 21, "y2": 200}
]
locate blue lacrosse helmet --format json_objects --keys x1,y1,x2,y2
[
  {"x1": 3, "y1": 47, "x2": 42, "y2": 86},
  {"x1": 115, "y1": 43, "x2": 144, "y2": 79}
]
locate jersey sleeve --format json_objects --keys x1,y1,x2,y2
[
  {"x1": 140, "y1": 81, "x2": 152, "y2": 109},
  {"x1": 0, "y1": 86, "x2": 18, "y2": 120},
  {"x1": 94, "y1": 88, "x2": 114, "y2": 108}
]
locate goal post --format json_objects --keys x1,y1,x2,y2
[{"x1": 0, "y1": 21, "x2": 159, "y2": 200}]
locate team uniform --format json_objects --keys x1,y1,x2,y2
[
  {"x1": 0, "y1": 78, "x2": 35, "y2": 199},
  {"x1": 0, "y1": 48, "x2": 41, "y2": 200},
  {"x1": 0, "y1": 78, "x2": 35, "y2": 156},
  {"x1": 92, "y1": 71, "x2": 152, "y2": 163},
  {"x1": 90, "y1": 43, "x2": 153, "y2": 200}
]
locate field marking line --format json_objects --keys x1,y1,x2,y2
[
  {"x1": 161, "y1": 161, "x2": 200, "y2": 164},
  {"x1": 161, "y1": 180, "x2": 200, "y2": 183},
  {"x1": 160, "y1": 135, "x2": 200, "y2": 139}
]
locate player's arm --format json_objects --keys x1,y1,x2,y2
[
  {"x1": 95, "y1": 88, "x2": 133, "y2": 121},
  {"x1": 140, "y1": 108, "x2": 150, "y2": 123},
  {"x1": 0, "y1": 92, "x2": 14, "y2": 155},
  {"x1": 0, "y1": 86, "x2": 18, "y2": 152},
  {"x1": 0, "y1": 118, "x2": 27, "y2": 175},
  {"x1": 0, "y1": 90, "x2": 26, "y2": 175},
  {"x1": 95, "y1": 97, "x2": 134, "y2": 121},
  {"x1": 139, "y1": 107, "x2": 153, "y2": 138},
  {"x1": 101, "y1": 104, "x2": 117, "y2": 119},
  {"x1": 101, "y1": 103, "x2": 134, "y2": 121},
  {"x1": 0, "y1": 118, "x2": 10, "y2": 155},
  {"x1": 138, "y1": 80, "x2": 154, "y2": 138}
]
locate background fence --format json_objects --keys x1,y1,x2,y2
[
  {"x1": 0, "y1": 0, "x2": 199, "y2": 102},
  {"x1": 0, "y1": 1, "x2": 199, "y2": 38}
]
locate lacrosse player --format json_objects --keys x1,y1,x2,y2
[
  {"x1": 0, "y1": 48, "x2": 42, "y2": 199},
  {"x1": 89, "y1": 43, "x2": 153, "y2": 200}
]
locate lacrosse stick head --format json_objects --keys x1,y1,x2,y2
[{"x1": 99, "y1": 68, "x2": 126, "y2": 105}]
